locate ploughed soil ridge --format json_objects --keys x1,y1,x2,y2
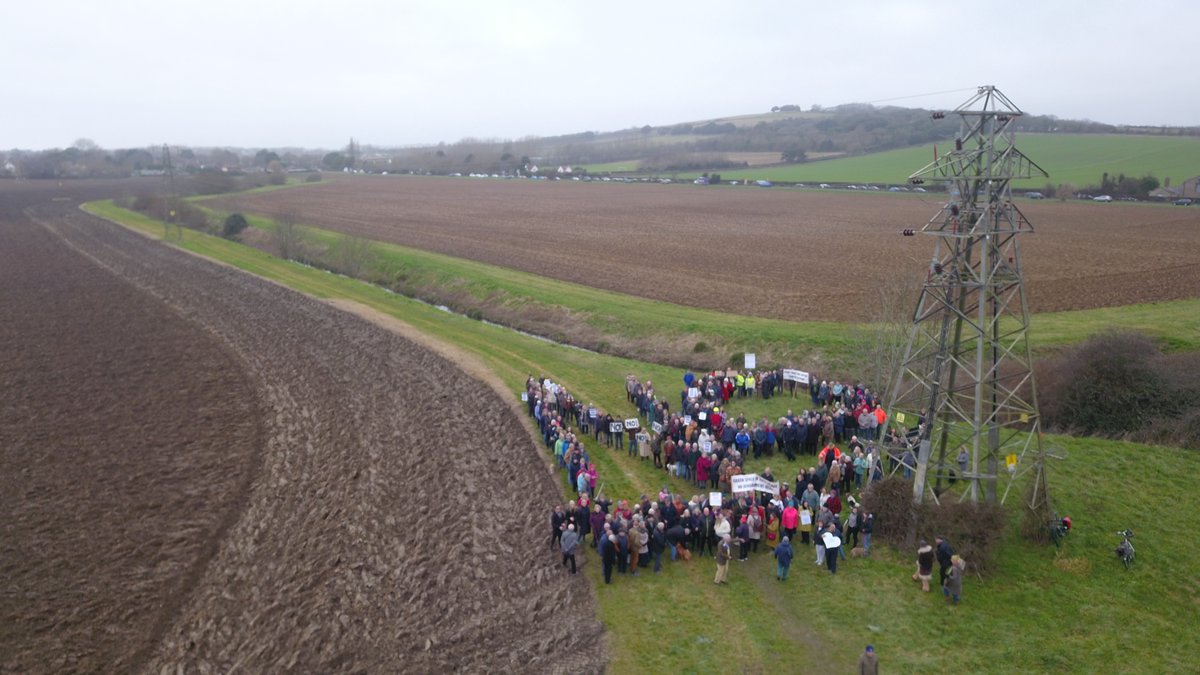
[{"x1": 0, "y1": 180, "x2": 603, "y2": 674}]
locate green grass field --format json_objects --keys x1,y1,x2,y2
[
  {"x1": 85, "y1": 199, "x2": 1200, "y2": 674},
  {"x1": 646, "y1": 134, "x2": 1200, "y2": 190}
]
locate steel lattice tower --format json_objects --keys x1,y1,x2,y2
[{"x1": 883, "y1": 86, "x2": 1052, "y2": 512}]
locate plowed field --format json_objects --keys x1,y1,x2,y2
[
  {"x1": 0, "y1": 181, "x2": 602, "y2": 674},
  {"x1": 216, "y1": 177, "x2": 1200, "y2": 321}
]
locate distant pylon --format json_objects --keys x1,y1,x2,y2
[{"x1": 882, "y1": 86, "x2": 1052, "y2": 512}]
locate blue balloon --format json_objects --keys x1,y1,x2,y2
[{"x1": 683, "y1": 372, "x2": 695, "y2": 386}]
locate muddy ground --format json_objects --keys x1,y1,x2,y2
[{"x1": 0, "y1": 180, "x2": 603, "y2": 673}]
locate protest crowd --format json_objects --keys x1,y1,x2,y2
[{"x1": 527, "y1": 368, "x2": 964, "y2": 603}]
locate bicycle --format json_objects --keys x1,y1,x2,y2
[{"x1": 1114, "y1": 529, "x2": 1135, "y2": 569}]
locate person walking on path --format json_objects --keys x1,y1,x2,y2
[
  {"x1": 560, "y1": 524, "x2": 579, "y2": 574},
  {"x1": 857, "y1": 645, "x2": 879, "y2": 675},
  {"x1": 943, "y1": 554, "x2": 966, "y2": 605},
  {"x1": 936, "y1": 535, "x2": 955, "y2": 588},
  {"x1": 773, "y1": 536, "x2": 795, "y2": 581},
  {"x1": 714, "y1": 535, "x2": 732, "y2": 584}
]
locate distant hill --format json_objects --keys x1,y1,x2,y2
[
  {"x1": 694, "y1": 133, "x2": 1200, "y2": 190},
  {"x1": 374, "y1": 103, "x2": 1199, "y2": 188}
]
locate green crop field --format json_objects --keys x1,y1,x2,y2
[
  {"x1": 86, "y1": 198, "x2": 1200, "y2": 674},
  {"x1": 689, "y1": 134, "x2": 1200, "y2": 189}
]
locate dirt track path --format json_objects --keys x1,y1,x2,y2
[{"x1": 3, "y1": 182, "x2": 603, "y2": 673}]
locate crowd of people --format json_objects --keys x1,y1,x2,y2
[{"x1": 525, "y1": 371, "x2": 965, "y2": 604}]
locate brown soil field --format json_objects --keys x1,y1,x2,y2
[
  {"x1": 215, "y1": 176, "x2": 1200, "y2": 321},
  {"x1": 0, "y1": 180, "x2": 602, "y2": 674}
]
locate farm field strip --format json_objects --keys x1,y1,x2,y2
[{"x1": 210, "y1": 176, "x2": 1200, "y2": 325}]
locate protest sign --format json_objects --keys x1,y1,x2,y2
[
  {"x1": 700, "y1": 439, "x2": 713, "y2": 453},
  {"x1": 624, "y1": 418, "x2": 640, "y2": 430},
  {"x1": 697, "y1": 411, "x2": 707, "y2": 421},
  {"x1": 520, "y1": 392, "x2": 528, "y2": 402},
  {"x1": 744, "y1": 353, "x2": 756, "y2": 370},
  {"x1": 683, "y1": 415, "x2": 693, "y2": 425},
  {"x1": 800, "y1": 511, "x2": 812, "y2": 526},
  {"x1": 709, "y1": 492, "x2": 722, "y2": 508},
  {"x1": 651, "y1": 421, "x2": 663, "y2": 434},
  {"x1": 782, "y1": 369, "x2": 809, "y2": 384},
  {"x1": 636, "y1": 432, "x2": 649, "y2": 443},
  {"x1": 731, "y1": 473, "x2": 780, "y2": 495},
  {"x1": 588, "y1": 407, "x2": 598, "y2": 418},
  {"x1": 687, "y1": 387, "x2": 700, "y2": 399},
  {"x1": 609, "y1": 422, "x2": 623, "y2": 433}
]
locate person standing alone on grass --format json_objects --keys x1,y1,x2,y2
[
  {"x1": 857, "y1": 645, "x2": 879, "y2": 675},
  {"x1": 773, "y1": 536, "x2": 794, "y2": 581},
  {"x1": 714, "y1": 534, "x2": 732, "y2": 584},
  {"x1": 914, "y1": 540, "x2": 934, "y2": 592},
  {"x1": 822, "y1": 524, "x2": 840, "y2": 574}
]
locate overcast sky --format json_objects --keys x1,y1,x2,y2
[{"x1": 3, "y1": 0, "x2": 1198, "y2": 150}]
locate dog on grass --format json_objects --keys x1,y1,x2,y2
[{"x1": 850, "y1": 547, "x2": 868, "y2": 558}]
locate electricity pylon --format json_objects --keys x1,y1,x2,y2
[{"x1": 883, "y1": 86, "x2": 1052, "y2": 514}]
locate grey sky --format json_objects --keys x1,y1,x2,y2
[{"x1": 3, "y1": 0, "x2": 1197, "y2": 150}]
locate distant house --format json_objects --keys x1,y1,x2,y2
[{"x1": 1180, "y1": 176, "x2": 1200, "y2": 199}]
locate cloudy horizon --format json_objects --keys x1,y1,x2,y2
[{"x1": 4, "y1": 0, "x2": 1198, "y2": 151}]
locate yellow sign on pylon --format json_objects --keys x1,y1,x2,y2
[
  {"x1": 1019, "y1": 413, "x2": 1030, "y2": 424},
  {"x1": 895, "y1": 412, "x2": 906, "y2": 424},
  {"x1": 1005, "y1": 454, "x2": 1018, "y2": 471}
]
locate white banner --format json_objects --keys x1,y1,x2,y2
[
  {"x1": 731, "y1": 473, "x2": 780, "y2": 496},
  {"x1": 782, "y1": 369, "x2": 810, "y2": 384},
  {"x1": 709, "y1": 492, "x2": 723, "y2": 508},
  {"x1": 744, "y1": 353, "x2": 756, "y2": 370},
  {"x1": 624, "y1": 418, "x2": 640, "y2": 430}
]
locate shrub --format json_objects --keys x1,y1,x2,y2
[
  {"x1": 222, "y1": 213, "x2": 249, "y2": 239},
  {"x1": 305, "y1": 173, "x2": 322, "y2": 183},
  {"x1": 693, "y1": 341, "x2": 710, "y2": 353},
  {"x1": 861, "y1": 477, "x2": 1006, "y2": 574}
]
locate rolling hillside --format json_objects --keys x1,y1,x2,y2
[{"x1": 685, "y1": 133, "x2": 1200, "y2": 189}]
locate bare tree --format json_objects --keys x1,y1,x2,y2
[
  {"x1": 326, "y1": 233, "x2": 375, "y2": 278},
  {"x1": 850, "y1": 271, "x2": 923, "y2": 398},
  {"x1": 275, "y1": 210, "x2": 303, "y2": 261}
]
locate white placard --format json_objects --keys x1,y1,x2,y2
[
  {"x1": 609, "y1": 422, "x2": 623, "y2": 433},
  {"x1": 588, "y1": 407, "x2": 598, "y2": 418},
  {"x1": 700, "y1": 439, "x2": 713, "y2": 453},
  {"x1": 782, "y1": 369, "x2": 810, "y2": 384},
  {"x1": 683, "y1": 415, "x2": 693, "y2": 425},
  {"x1": 652, "y1": 421, "x2": 663, "y2": 434},
  {"x1": 697, "y1": 412, "x2": 707, "y2": 421},
  {"x1": 731, "y1": 473, "x2": 781, "y2": 495},
  {"x1": 744, "y1": 353, "x2": 756, "y2": 370},
  {"x1": 800, "y1": 511, "x2": 812, "y2": 526},
  {"x1": 520, "y1": 392, "x2": 528, "y2": 401},
  {"x1": 687, "y1": 387, "x2": 700, "y2": 399},
  {"x1": 624, "y1": 418, "x2": 640, "y2": 430},
  {"x1": 709, "y1": 492, "x2": 723, "y2": 508},
  {"x1": 636, "y1": 432, "x2": 649, "y2": 443}
]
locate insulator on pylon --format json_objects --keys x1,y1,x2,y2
[
  {"x1": 932, "y1": 111, "x2": 945, "y2": 120},
  {"x1": 902, "y1": 229, "x2": 915, "y2": 237},
  {"x1": 955, "y1": 138, "x2": 963, "y2": 151},
  {"x1": 911, "y1": 178, "x2": 925, "y2": 185},
  {"x1": 950, "y1": 204, "x2": 960, "y2": 216}
]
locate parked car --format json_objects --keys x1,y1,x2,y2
[
  {"x1": 819, "y1": 183, "x2": 830, "y2": 189},
  {"x1": 1093, "y1": 195, "x2": 1113, "y2": 202},
  {"x1": 912, "y1": 187, "x2": 927, "y2": 193},
  {"x1": 693, "y1": 177, "x2": 708, "y2": 185},
  {"x1": 1026, "y1": 192, "x2": 1045, "y2": 199},
  {"x1": 755, "y1": 180, "x2": 773, "y2": 187},
  {"x1": 1176, "y1": 198, "x2": 1193, "y2": 206}
]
